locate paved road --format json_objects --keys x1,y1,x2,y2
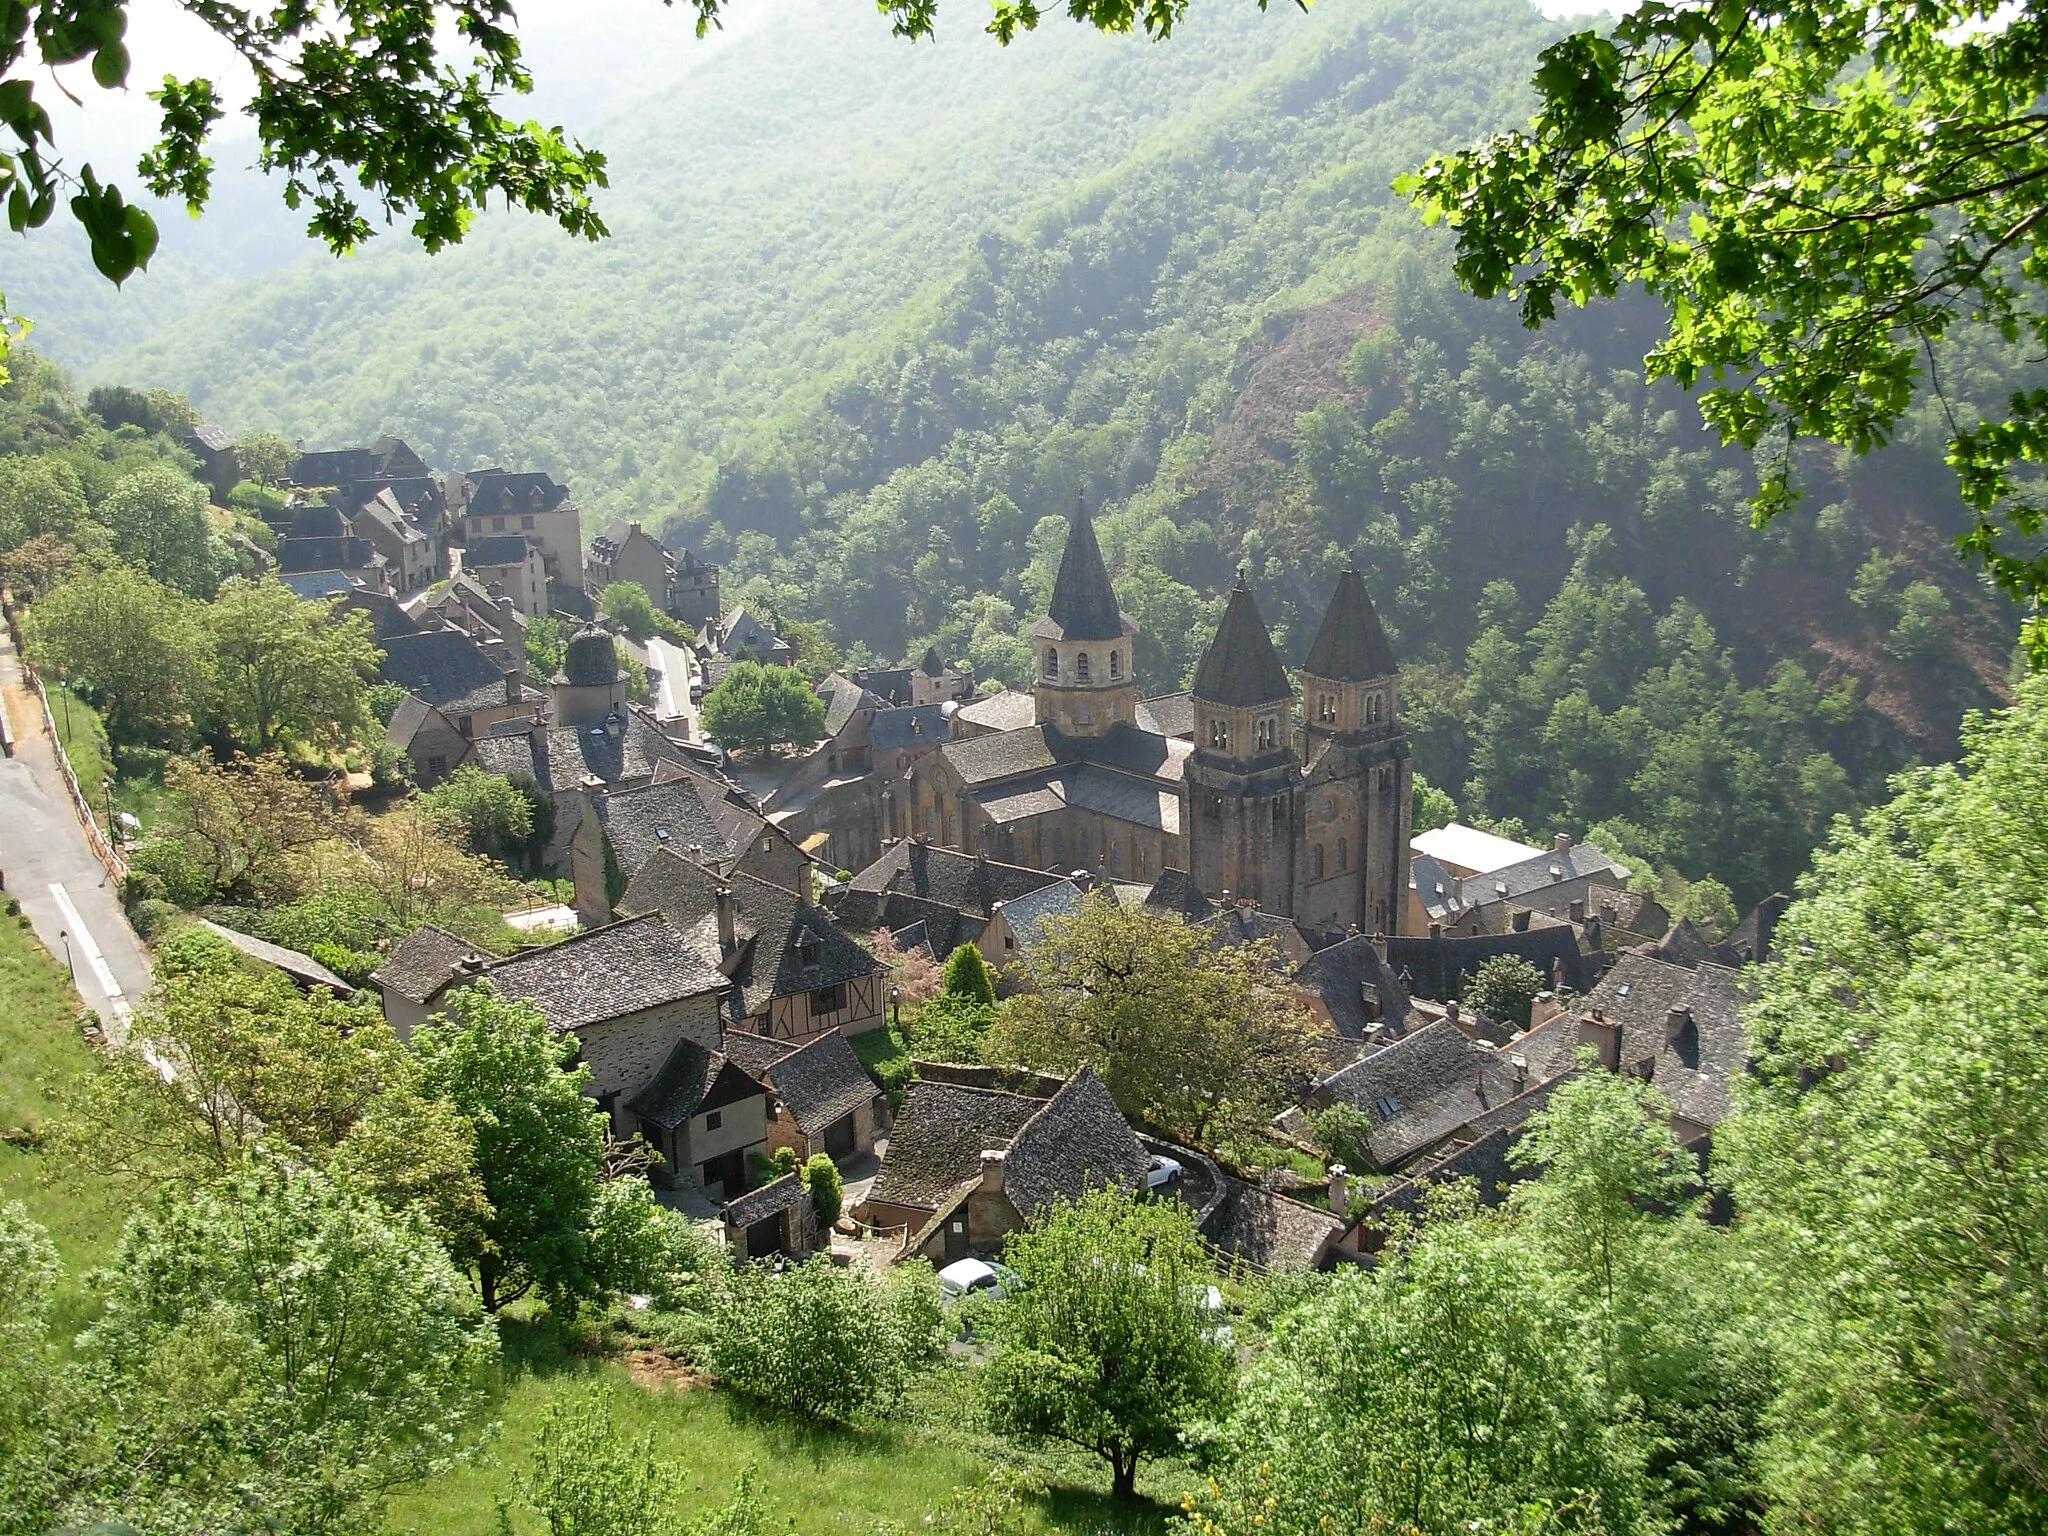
[{"x1": 0, "y1": 624, "x2": 150, "y2": 1032}]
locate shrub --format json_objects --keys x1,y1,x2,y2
[
  {"x1": 308, "y1": 941, "x2": 381, "y2": 988},
  {"x1": 257, "y1": 889, "x2": 384, "y2": 954},
  {"x1": 804, "y1": 1154, "x2": 843, "y2": 1229},
  {"x1": 124, "y1": 835, "x2": 212, "y2": 909},
  {"x1": 1466, "y1": 953, "x2": 1545, "y2": 1031},
  {"x1": 1310, "y1": 1102, "x2": 1374, "y2": 1172},
  {"x1": 907, "y1": 993, "x2": 994, "y2": 1063},
  {"x1": 128, "y1": 897, "x2": 180, "y2": 940},
  {"x1": 940, "y1": 942, "x2": 995, "y2": 1005}
]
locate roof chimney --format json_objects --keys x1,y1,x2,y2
[
  {"x1": 715, "y1": 887, "x2": 737, "y2": 955},
  {"x1": 1446, "y1": 999, "x2": 1461, "y2": 1025},
  {"x1": 1666, "y1": 1004, "x2": 1692, "y2": 1043},
  {"x1": 1326, "y1": 1163, "x2": 1348, "y2": 1217},
  {"x1": 504, "y1": 670, "x2": 520, "y2": 705},
  {"x1": 1428, "y1": 922, "x2": 1442, "y2": 940},
  {"x1": 1553, "y1": 832, "x2": 1572, "y2": 855},
  {"x1": 1371, "y1": 931, "x2": 1388, "y2": 964},
  {"x1": 1512, "y1": 909, "x2": 1530, "y2": 933},
  {"x1": 1568, "y1": 897, "x2": 1586, "y2": 925},
  {"x1": 1510, "y1": 1051, "x2": 1529, "y2": 1086},
  {"x1": 979, "y1": 1148, "x2": 1006, "y2": 1193}
]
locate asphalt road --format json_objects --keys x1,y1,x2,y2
[{"x1": 0, "y1": 623, "x2": 150, "y2": 1034}]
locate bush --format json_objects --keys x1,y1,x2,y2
[
  {"x1": 309, "y1": 942, "x2": 381, "y2": 988},
  {"x1": 124, "y1": 835, "x2": 212, "y2": 909},
  {"x1": 1309, "y1": 1102, "x2": 1374, "y2": 1172},
  {"x1": 700, "y1": 1256, "x2": 944, "y2": 1422},
  {"x1": 128, "y1": 898, "x2": 180, "y2": 940},
  {"x1": 907, "y1": 993, "x2": 994, "y2": 1062},
  {"x1": 804, "y1": 1154, "x2": 843, "y2": 1229},
  {"x1": 940, "y1": 942, "x2": 996, "y2": 1005},
  {"x1": 256, "y1": 889, "x2": 384, "y2": 954}
]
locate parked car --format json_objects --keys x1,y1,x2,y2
[
  {"x1": 938, "y1": 1257, "x2": 1017, "y2": 1301},
  {"x1": 1145, "y1": 1154, "x2": 1183, "y2": 1192}
]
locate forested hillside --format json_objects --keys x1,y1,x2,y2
[{"x1": 41, "y1": 0, "x2": 2028, "y2": 901}]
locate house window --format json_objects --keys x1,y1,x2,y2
[
  {"x1": 1337, "y1": 837, "x2": 1349, "y2": 871},
  {"x1": 1108, "y1": 650, "x2": 1121, "y2": 679},
  {"x1": 458, "y1": 715, "x2": 473, "y2": 736},
  {"x1": 1044, "y1": 648, "x2": 1059, "y2": 679},
  {"x1": 522, "y1": 515, "x2": 536, "y2": 530},
  {"x1": 1311, "y1": 844, "x2": 1325, "y2": 879},
  {"x1": 1076, "y1": 651, "x2": 1090, "y2": 683},
  {"x1": 705, "y1": 1111, "x2": 722, "y2": 1132},
  {"x1": 811, "y1": 982, "x2": 846, "y2": 1016},
  {"x1": 427, "y1": 754, "x2": 448, "y2": 778},
  {"x1": 493, "y1": 517, "x2": 506, "y2": 530},
  {"x1": 1317, "y1": 693, "x2": 1336, "y2": 723}
]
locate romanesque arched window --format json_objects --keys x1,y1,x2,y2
[
  {"x1": 1076, "y1": 651, "x2": 1091, "y2": 682},
  {"x1": 1209, "y1": 717, "x2": 1231, "y2": 751},
  {"x1": 1044, "y1": 648, "x2": 1059, "y2": 679},
  {"x1": 1255, "y1": 716, "x2": 1276, "y2": 750},
  {"x1": 1367, "y1": 693, "x2": 1382, "y2": 724},
  {"x1": 1317, "y1": 693, "x2": 1337, "y2": 723},
  {"x1": 1310, "y1": 844, "x2": 1325, "y2": 880},
  {"x1": 1109, "y1": 650, "x2": 1121, "y2": 679}
]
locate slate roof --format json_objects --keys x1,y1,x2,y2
[
  {"x1": 200, "y1": 920, "x2": 348, "y2": 991},
  {"x1": 1384, "y1": 926, "x2": 1594, "y2": 1003},
  {"x1": 484, "y1": 914, "x2": 729, "y2": 1033},
  {"x1": 840, "y1": 840, "x2": 1062, "y2": 917},
  {"x1": 466, "y1": 534, "x2": 537, "y2": 568},
  {"x1": 471, "y1": 714, "x2": 685, "y2": 793},
  {"x1": 1063, "y1": 766, "x2": 1182, "y2": 833},
  {"x1": 289, "y1": 503, "x2": 350, "y2": 539},
  {"x1": 279, "y1": 535, "x2": 376, "y2": 573},
  {"x1": 1201, "y1": 905, "x2": 1312, "y2": 968},
  {"x1": 956, "y1": 690, "x2": 1036, "y2": 734},
  {"x1": 1471, "y1": 843, "x2": 1630, "y2": 905},
  {"x1": 1080, "y1": 723, "x2": 1192, "y2": 783},
  {"x1": 465, "y1": 469, "x2": 573, "y2": 517},
  {"x1": 870, "y1": 704, "x2": 949, "y2": 752},
  {"x1": 379, "y1": 629, "x2": 515, "y2": 713},
  {"x1": 818, "y1": 672, "x2": 884, "y2": 737},
  {"x1": 1727, "y1": 893, "x2": 1789, "y2": 965},
  {"x1": 1410, "y1": 852, "x2": 1464, "y2": 922},
  {"x1": 371, "y1": 924, "x2": 481, "y2": 1004},
  {"x1": 1302, "y1": 564, "x2": 1397, "y2": 682},
  {"x1": 1034, "y1": 504, "x2": 1128, "y2": 642},
  {"x1": 289, "y1": 447, "x2": 375, "y2": 488},
  {"x1": 1201, "y1": 1178, "x2": 1345, "y2": 1271},
  {"x1": 749, "y1": 1029, "x2": 874, "y2": 1135},
  {"x1": 629, "y1": 1040, "x2": 765, "y2": 1132},
  {"x1": 1002, "y1": 1065, "x2": 1148, "y2": 1220},
  {"x1": 594, "y1": 779, "x2": 732, "y2": 879},
  {"x1": 941, "y1": 727, "x2": 1062, "y2": 785},
  {"x1": 723, "y1": 1170, "x2": 805, "y2": 1230},
  {"x1": 278, "y1": 570, "x2": 356, "y2": 601},
  {"x1": 1292, "y1": 933, "x2": 1413, "y2": 1039},
  {"x1": 1316, "y1": 1020, "x2": 1523, "y2": 1170},
  {"x1": 1649, "y1": 917, "x2": 1744, "y2": 970},
  {"x1": 1143, "y1": 867, "x2": 1214, "y2": 921},
  {"x1": 1192, "y1": 573, "x2": 1292, "y2": 707},
  {"x1": 867, "y1": 1080, "x2": 1043, "y2": 1211},
  {"x1": 1366, "y1": 1071, "x2": 1579, "y2": 1220},
  {"x1": 717, "y1": 1030, "x2": 796, "y2": 1082},
  {"x1": 1134, "y1": 691, "x2": 1194, "y2": 739},
  {"x1": 996, "y1": 878, "x2": 1087, "y2": 953}
]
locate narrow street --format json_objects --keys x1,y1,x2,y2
[{"x1": 0, "y1": 622, "x2": 151, "y2": 1033}]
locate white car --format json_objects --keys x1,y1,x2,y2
[
  {"x1": 938, "y1": 1257, "x2": 1016, "y2": 1300},
  {"x1": 1146, "y1": 1154, "x2": 1183, "y2": 1191}
]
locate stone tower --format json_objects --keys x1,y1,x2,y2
[
  {"x1": 1030, "y1": 503, "x2": 1136, "y2": 738},
  {"x1": 554, "y1": 622, "x2": 627, "y2": 728},
  {"x1": 1187, "y1": 571, "x2": 1299, "y2": 910},
  {"x1": 1295, "y1": 564, "x2": 1411, "y2": 937}
]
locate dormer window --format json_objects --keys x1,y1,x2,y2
[
  {"x1": 1108, "y1": 650, "x2": 1121, "y2": 680},
  {"x1": 1044, "y1": 648, "x2": 1059, "y2": 680},
  {"x1": 1076, "y1": 651, "x2": 1090, "y2": 683}
]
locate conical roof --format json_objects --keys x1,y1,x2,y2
[
  {"x1": 1041, "y1": 503, "x2": 1126, "y2": 641},
  {"x1": 1303, "y1": 564, "x2": 1398, "y2": 682},
  {"x1": 1191, "y1": 571, "x2": 1292, "y2": 707},
  {"x1": 559, "y1": 622, "x2": 620, "y2": 687}
]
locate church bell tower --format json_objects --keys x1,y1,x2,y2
[
  {"x1": 1186, "y1": 571, "x2": 1299, "y2": 911},
  {"x1": 1031, "y1": 503, "x2": 1137, "y2": 738}
]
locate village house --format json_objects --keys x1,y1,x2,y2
[
  {"x1": 452, "y1": 469, "x2": 584, "y2": 601},
  {"x1": 462, "y1": 534, "x2": 550, "y2": 619},
  {"x1": 627, "y1": 1035, "x2": 774, "y2": 1202},
  {"x1": 720, "y1": 1029, "x2": 882, "y2": 1166},
  {"x1": 369, "y1": 923, "x2": 484, "y2": 1040},
  {"x1": 1308, "y1": 1018, "x2": 1528, "y2": 1174},
  {"x1": 713, "y1": 606, "x2": 794, "y2": 666},
  {"x1": 617, "y1": 852, "x2": 887, "y2": 1042},
  {"x1": 183, "y1": 422, "x2": 240, "y2": 501},
  {"x1": 827, "y1": 840, "x2": 1065, "y2": 961},
  {"x1": 349, "y1": 486, "x2": 441, "y2": 593},
  {"x1": 570, "y1": 771, "x2": 813, "y2": 926},
  {"x1": 850, "y1": 647, "x2": 976, "y2": 708},
  {"x1": 721, "y1": 1171, "x2": 814, "y2": 1260},
  {"x1": 584, "y1": 520, "x2": 721, "y2": 630}
]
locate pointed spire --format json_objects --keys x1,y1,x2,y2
[
  {"x1": 1191, "y1": 569, "x2": 1292, "y2": 707},
  {"x1": 1042, "y1": 499, "x2": 1125, "y2": 641},
  {"x1": 1303, "y1": 562, "x2": 1398, "y2": 682}
]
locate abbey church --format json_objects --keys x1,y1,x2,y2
[{"x1": 895, "y1": 505, "x2": 1413, "y2": 938}]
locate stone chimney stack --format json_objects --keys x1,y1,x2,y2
[
  {"x1": 1553, "y1": 832, "x2": 1572, "y2": 855},
  {"x1": 1327, "y1": 1164, "x2": 1348, "y2": 1217},
  {"x1": 715, "y1": 887, "x2": 737, "y2": 955},
  {"x1": 979, "y1": 1148, "x2": 1006, "y2": 1193},
  {"x1": 1371, "y1": 931, "x2": 1388, "y2": 965},
  {"x1": 1568, "y1": 897, "x2": 1586, "y2": 924},
  {"x1": 1666, "y1": 1004, "x2": 1692, "y2": 1043}
]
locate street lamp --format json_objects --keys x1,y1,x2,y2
[
  {"x1": 888, "y1": 984, "x2": 900, "y2": 1031},
  {"x1": 58, "y1": 929, "x2": 73, "y2": 983}
]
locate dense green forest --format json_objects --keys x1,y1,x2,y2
[{"x1": 11, "y1": 0, "x2": 2029, "y2": 903}]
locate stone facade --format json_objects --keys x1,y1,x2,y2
[{"x1": 578, "y1": 992, "x2": 726, "y2": 1129}]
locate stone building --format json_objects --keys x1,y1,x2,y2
[{"x1": 897, "y1": 505, "x2": 1413, "y2": 934}]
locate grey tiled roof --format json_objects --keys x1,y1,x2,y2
[
  {"x1": 1317, "y1": 1020, "x2": 1523, "y2": 1170},
  {"x1": 472, "y1": 714, "x2": 684, "y2": 793},
  {"x1": 1036, "y1": 505, "x2": 1126, "y2": 642},
  {"x1": 818, "y1": 673, "x2": 884, "y2": 737},
  {"x1": 596, "y1": 779, "x2": 731, "y2": 879},
  {"x1": 1063, "y1": 766, "x2": 1181, "y2": 832},
  {"x1": 1366, "y1": 1071, "x2": 1580, "y2": 1221},
  {"x1": 1384, "y1": 927, "x2": 1594, "y2": 1003},
  {"x1": 379, "y1": 630, "x2": 512, "y2": 713},
  {"x1": 1200, "y1": 905, "x2": 1311, "y2": 968},
  {"x1": 870, "y1": 704, "x2": 949, "y2": 751},
  {"x1": 1301, "y1": 564, "x2": 1397, "y2": 682},
  {"x1": 867, "y1": 1080, "x2": 1043, "y2": 1212},
  {"x1": 1002, "y1": 1064, "x2": 1148, "y2": 1220},
  {"x1": 1472, "y1": 843, "x2": 1630, "y2": 904},
  {"x1": 723, "y1": 1170, "x2": 805, "y2": 1229},
  {"x1": 289, "y1": 502, "x2": 349, "y2": 539},
  {"x1": 717, "y1": 1030, "x2": 796, "y2": 1082},
  {"x1": 279, "y1": 535, "x2": 376, "y2": 573},
  {"x1": 996, "y1": 878, "x2": 1086, "y2": 952},
  {"x1": 278, "y1": 570, "x2": 355, "y2": 601},
  {"x1": 941, "y1": 727, "x2": 1061, "y2": 785},
  {"x1": 484, "y1": 914, "x2": 728, "y2": 1033},
  {"x1": 956, "y1": 690, "x2": 1036, "y2": 733},
  {"x1": 1134, "y1": 691, "x2": 1194, "y2": 738},
  {"x1": 1726, "y1": 893, "x2": 1789, "y2": 964},
  {"x1": 200, "y1": 920, "x2": 347, "y2": 991},
  {"x1": 465, "y1": 469, "x2": 573, "y2": 516},
  {"x1": 973, "y1": 781, "x2": 1067, "y2": 822},
  {"x1": 1077, "y1": 723, "x2": 1192, "y2": 783},
  {"x1": 372, "y1": 923, "x2": 481, "y2": 1003},
  {"x1": 1143, "y1": 867, "x2": 1214, "y2": 921},
  {"x1": 1201, "y1": 1177, "x2": 1345, "y2": 1271},
  {"x1": 749, "y1": 1029, "x2": 874, "y2": 1135},
  {"x1": 629, "y1": 1041, "x2": 766, "y2": 1133},
  {"x1": 1191, "y1": 574, "x2": 1292, "y2": 707},
  {"x1": 1292, "y1": 933, "x2": 1413, "y2": 1040},
  {"x1": 466, "y1": 534, "x2": 537, "y2": 568},
  {"x1": 1649, "y1": 917, "x2": 1745, "y2": 970},
  {"x1": 842, "y1": 841, "x2": 1061, "y2": 916}
]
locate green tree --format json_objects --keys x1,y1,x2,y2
[
  {"x1": 1400, "y1": 0, "x2": 2048, "y2": 660},
  {"x1": 598, "y1": 581, "x2": 660, "y2": 641},
  {"x1": 99, "y1": 462, "x2": 218, "y2": 595},
  {"x1": 699, "y1": 660, "x2": 828, "y2": 757},
  {"x1": 988, "y1": 894, "x2": 1321, "y2": 1146},
  {"x1": 1467, "y1": 952, "x2": 1545, "y2": 1030},
  {"x1": 527, "y1": 613, "x2": 566, "y2": 679},
  {"x1": 422, "y1": 764, "x2": 537, "y2": 860},
  {"x1": 1189, "y1": 1191, "x2": 1643, "y2": 1536},
  {"x1": 233, "y1": 430, "x2": 292, "y2": 488},
  {"x1": 0, "y1": 454, "x2": 87, "y2": 550},
  {"x1": 804, "y1": 1153, "x2": 843, "y2": 1230},
  {"x1": 701, "y1": 1255, "x2": 945, "y2": 1422},
  {"x1": 205, "y1": 576, "x2": 383, "y2": 752},
  {"x1": 0, "y1": 1203, "x2": 61, "y2": 1536},
  {"x1": 412, "y1": 985, "x2": 608, "y2": 1312},
  {"x1": 525, "y1": 1384, "x2": 681, "y2": 1536},
  {"x1": 69, "y1": 1162, "x2": 496, "y2": 1531},
  {"x1": 940, "y1": 941, "x2": 996, "y2": 1005},
  {"x1": 1411, "y1": 771, "x2": 1457, "y2": 835},
  {"x1": 1720, "y1": 673, "x2": 2048, "y2": 1535},
  {"x1": 1670, "y1": 876, "x2": 1738, "y2": 942},
  {"x1": 979, "y1": 1185, "x2": 1234, "y2": 1500},
  {"x1": 24, "y1": 563, "x2": 206, "y2": 746}
]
